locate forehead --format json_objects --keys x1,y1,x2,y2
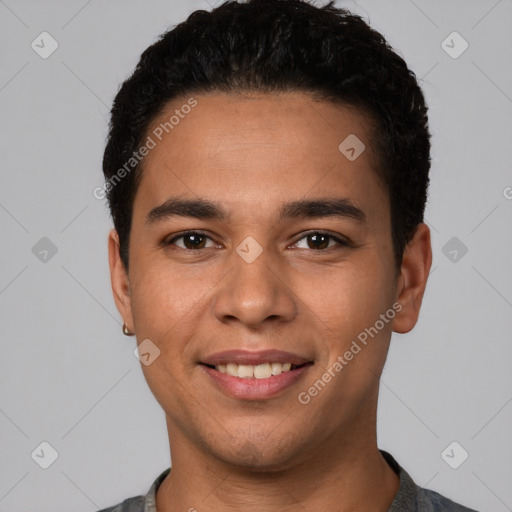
[{"x1": 134, "y1": 91, "x2": 386, "y2": 218}]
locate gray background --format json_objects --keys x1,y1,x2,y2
[{"x1": 1, "y1": 0, "x2": 511, "y2": 510}]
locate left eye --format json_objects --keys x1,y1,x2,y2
[{"x1": 293, "y1": 232, "x2": 349, "y2": 250}]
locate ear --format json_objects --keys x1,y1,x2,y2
[
  {"x1": 108, "y1": 228, "x2": 134, "y2": 332},
  {"x1": 392, "y1": 223, "x2": 432, "y2": 334}
]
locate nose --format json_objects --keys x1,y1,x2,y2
[{"x1": 211, "y1": 245, "x2": 297, "y2": 329}]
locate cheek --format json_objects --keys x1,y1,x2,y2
[
  {"x1": 129, "y1": 259, "x2": 205, "y2": 343},
  {"x1": 130, "y1": 265, "x2": 205, "y2": 403},
  {"x1": 311, "y1": 259, "x2": 394, "y2": 346}
]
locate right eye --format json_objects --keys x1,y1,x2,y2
[{"x1": 166, "y1": 231, "x2": 218, "y2": 251}]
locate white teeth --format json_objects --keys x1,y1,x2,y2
[
  {"x1": 270, "y1": 362, "x2": 282, "y2": 375},
  {"x1": 254, "y1": 363, "x2": 272, "y2": 379},
  {"x1": 238, "y1": 364, "x2": 254, "y2": 378},
  {"x1": 226, "y1": 363, "x2": 238, "y2": 377},
  {"x1": 214, "y1": 362, "x2": 296, "y2": 378}
]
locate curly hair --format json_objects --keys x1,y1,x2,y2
[{"x1": 102, "y1": 0, "x2": 431, "y2": 270}]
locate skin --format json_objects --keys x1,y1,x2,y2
[{"x1": 108, "y1": 91, "x2": 432, "y2": 511}]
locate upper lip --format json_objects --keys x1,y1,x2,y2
[{"x1": 201, "y1": 349, "x2": 312, "y2": 366}]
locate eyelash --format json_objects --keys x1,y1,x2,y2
[{"x1": 166, "y1": 230, "x2": 351, "y2": 252}]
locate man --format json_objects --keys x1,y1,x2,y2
[{"x1": 99, "y1": 0, "x2": 478, "y2": 510}]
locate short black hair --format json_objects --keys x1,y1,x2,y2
[{"x1": 102, "y1": 0, "x2": 431, "y2": 271}]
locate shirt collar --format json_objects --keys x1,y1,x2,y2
[
  {"x1": 143, "y1": 467, "x2": 170, "y2": 512},
  {"x1": 380, "y1": 449, "x2": 418, "y2": 510}
]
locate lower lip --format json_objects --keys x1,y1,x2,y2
[{"x1": 201, "y1": 364, "x2": 313, "y2": 400}]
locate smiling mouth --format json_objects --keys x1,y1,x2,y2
[{"x1": 202, "y1": 362, "x2": 310, "y2": 379}]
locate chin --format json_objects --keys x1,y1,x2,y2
[{"x1": 210, "y1": 434, "x2": 309, "y2": 473}]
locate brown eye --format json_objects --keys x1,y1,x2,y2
[
  {"x1": 168, "y1": 232, "x2": 215, "y2": 250},
  {"x1": 294, "y1": 231, "x2": 349, "y2": 250},
  {"x1": 307, "y1": 233, "x2": 329, "y2": 250}
]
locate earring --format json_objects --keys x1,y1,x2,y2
[{"x1": 122, "y1": 323, "x2": 135, "y2": 336}]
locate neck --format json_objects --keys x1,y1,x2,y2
[{"x1": 156, "y1": 391, "x2": 399, "y2": 511}]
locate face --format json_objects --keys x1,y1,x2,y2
[{"x1": 109, "y1": 91, "x2": 431, "y2": 470}]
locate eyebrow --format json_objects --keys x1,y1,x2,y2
[{"x1": 145, "y1": 196, "x2": 366, "y2": 225}]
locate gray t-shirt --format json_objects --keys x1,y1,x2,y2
[{"x1": 97, "y1": 450, "x2": 478, "y2": 511}]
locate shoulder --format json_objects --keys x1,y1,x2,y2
[
  {"x1": 416, "y1": 486, "x2": 479, "y2": 512},
  {"x1": 416, "y1": 487, "x2": 477, "y2": 512},
  {"x1": 96, "y1": 495, "x2": 145, "y2": 512},
  {"x1": 95, "y1": 467, "x2": 170, "y2": 512},
  {"x1": 380, "y1": 450, "x2": 479, "y2": 512}
]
